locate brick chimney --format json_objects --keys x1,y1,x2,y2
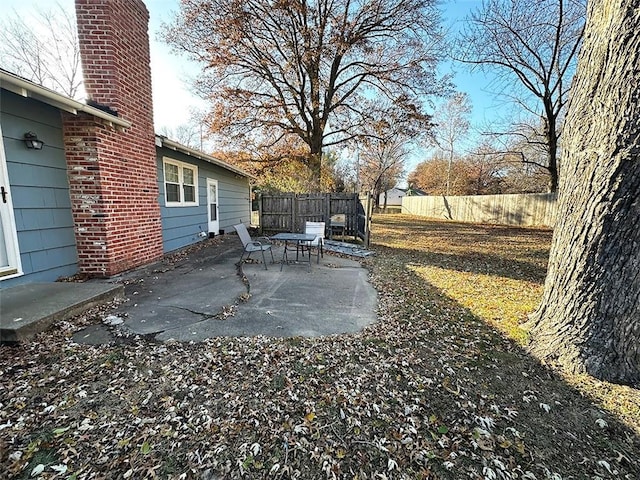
[{"x1": 62, "y1": 0, "x2": 163, "y2": 277}]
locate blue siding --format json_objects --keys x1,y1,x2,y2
[
  {"x1": 0, "y1": 91, "x2": 78, "y2": 288},
  {"x1": 157, "y1": 147, "x2": 251, "y2": 253}
]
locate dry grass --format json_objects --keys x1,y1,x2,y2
[
  {"x1": 372, "y1": 213, "x2": 639, "y2": 435},
  {"x1": 373, "y1": 215, "x2": 550, "y2": 344}
]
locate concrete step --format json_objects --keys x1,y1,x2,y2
[{"x1": 0, "y1": 282, "x2": 124, "y2": 343}]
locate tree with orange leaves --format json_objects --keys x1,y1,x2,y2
[{"x1": 164, "y1": 0, "x2": 447, "y2": 188}]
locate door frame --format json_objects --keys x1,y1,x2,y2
[
  {"x1": 0, "y1": 124, "x2": 23, "y2": 280},
  {"x1": 206, "y1": 178, "x2": 220, "y2": 235}
]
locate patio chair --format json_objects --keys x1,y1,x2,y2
[
  {"x1": 297, "y1": 221, "x2": 325, "y2": 264},
  {"x1": 234, "y1": 223, "x2": 274, "y2": 270}
]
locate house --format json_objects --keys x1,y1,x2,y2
[
  {"x1": 0, "y1": 0, "x2": 252, "y2": 289},
  {"x1": 378, "y1": 187, "x2": 426, "y2": 209},
  {"x1": 155, "y1": 136, "x2": 252, "y2": 253}
]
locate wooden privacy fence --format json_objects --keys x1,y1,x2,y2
[
  {"x1": 402, "y1": 192, "x2": 557, "y2": 227},
  {"x1": 258, "y1": 192, "x2": 373, "y2": 244}
]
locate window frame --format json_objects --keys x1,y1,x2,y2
[{"x1": 162, "y1": 157, "x2": 199, "y2": 207}]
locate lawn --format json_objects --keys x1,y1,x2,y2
[{"x1": 1, "y1": 214, "x2": 638, "y2": 479}]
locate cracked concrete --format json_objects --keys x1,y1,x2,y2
[
  {"x1": 110, "y1": 240, "x2": 247, "y2": 339},
  {"x1": 72, "y1": 234, "x2": 377, "y2": 343}
]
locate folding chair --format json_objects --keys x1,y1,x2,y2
[
  {"x1": 297, "y1": 221, "x2": 325, "y2": 266},
  {"x1": 234, "y1": 223, "x2": 274, "y2": 270}
]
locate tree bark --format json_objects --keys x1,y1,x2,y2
[
  {"x1": 544, "y1": 98, "x2": 559, "y2": 193},
  {"x1": 308, "y1": 136, "x2": 323, "y2": 191},
  {"x1": 527, "y1": 0, "x2": 640, "y2": 385}
]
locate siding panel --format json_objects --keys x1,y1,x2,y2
[
  {"x1": 1, "y1": 91, "x2": 78, "y2": 288},
  {"x1": 8, "y1": 162, "x2": 70, "y2": 188},
  {"x1": 157, "y1": 147, "x2": 251, "y2": 253}
]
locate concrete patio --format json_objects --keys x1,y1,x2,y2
[{"x1": 0, "y1": 235, "x2": 377, "y2": 344}]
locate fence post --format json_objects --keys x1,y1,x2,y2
[
  {"x1": 353, "y1": 193, "x2": 358, "y2": 241},
  {"x1": 258, "y1": 192, "x2": 263, "y2": 234},
  {"x1": 292, "y1": 194, "x2": 297, "y2": 232},
  {"x1": 365, "y1": 191, "x2": 373, "y2": 247},
  {"x1": 325, "y1": 193, "x2": 331, "y2": 224}
]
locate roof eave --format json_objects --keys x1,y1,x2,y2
[
  {"x1": 156, "y1": 136, "x2": 255, "y2": 179},
  {"x1": 0, "y1": 70, "x2": 131, "y2": 130}
]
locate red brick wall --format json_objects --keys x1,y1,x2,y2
[{"x1": 63, "y1": 0, "x2": 163, "y2": 277}]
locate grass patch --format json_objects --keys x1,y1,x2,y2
[
  {"x1": 373, "y1": 213, "x2": 551, "y2": 347},
  {"x1": 408, "y1": 264, "x2": 542, "y2": 344},
  {"x1": 371, "y1": 214, "x2": 640, "y2": 438}
]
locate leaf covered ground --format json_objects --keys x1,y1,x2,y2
[{"x1": 1, "y1": 214, "x2": 638, "y2": 479}]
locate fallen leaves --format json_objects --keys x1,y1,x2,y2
[{"x1": 1, "y1": 215, "x2": 639, "y2": 479}]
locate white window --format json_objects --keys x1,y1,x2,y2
[{"x1": 163, "y1": 158, "x2": 198, "y2": 207}]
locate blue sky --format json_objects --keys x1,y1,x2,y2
[
  {"x1": 441, "y1": 0, "x2": 502, "y2": 123},
  {"x1": 2, "y1": 0, "x2": 206, "y2": 131},
  {"x1": 3, "y1": 0, "x2": 498, "y2": 159},
  {"x1": 148, "y1": 0, "x2": 501, "y2": 135}
]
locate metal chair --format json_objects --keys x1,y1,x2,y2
[
  {"x1": 234, "y1": 223, "x2": 274, "y2": 270},
  {"x1": 297, "y1": 221, "x2": 325, "y2": 265}
]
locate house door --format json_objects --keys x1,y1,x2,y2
[
  {"x1": 207, "y1": 178, "x2": 219, "y2": 235},
  {"x1": 0, "y1": 125, "x2": 22, "y2": 279}
]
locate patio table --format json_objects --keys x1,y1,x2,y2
[{"x1": 270, "y1": 232, "x2": 317, "y2": 271}]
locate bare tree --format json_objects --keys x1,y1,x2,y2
[
  {"x1": 407, "y1": 153, "x2": 471, "y2": 195},
  {"x1": 358, "y1": 135, "x2": 410, "y2": 208},
  {"x1": 432, "y1": 92, "x2": 472, "y2": 195},
  {"x1": 353, "y1": 98, "x2": 430, "y2": 201},
  {"x1": 0, "y1": 2, "x2": 82, "y2": 98},
  {"x1": 164, "y1": 0, "x2": 447, "y2": 188},
  {"x1": 457, "y1": 0, "x2": 586, "y2": 192},
  {"x1": 465, "y1": 143, "x2": 506, "y2": 195},
  {"x1": 527, "y1": 0, "x2": 640, "y2": 384},
  {"x1": 408, "y1": 138, "x2": 549, "y2": 196},
  {"x1": 158, "y1": 108, "x2": 215, "y2": 152}
]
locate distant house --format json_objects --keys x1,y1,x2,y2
[
  {"x1": 0, "y1": 0, "x2": 251, "y2": 288},
  {"x1": 378, "y1": 187, "x2": 426, "y2": 209}
]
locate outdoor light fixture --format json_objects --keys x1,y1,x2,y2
[{"x1": 24, "y1": 132, "x2": 44, "y2": 150}]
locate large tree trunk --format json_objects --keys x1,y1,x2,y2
[
  {"x1": 308, "y1": 151, "x2": 322, "y2": 191},
  {"x1": 527, "y1": 0, "x2": 640, "y2": 385}
]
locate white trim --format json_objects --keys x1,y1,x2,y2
[
  {"x1": 0, "y1": 69, "x2": 131, "y2": 130},
  {"x1": 0, "y1": 124, "x2": 23, "y2": 280},
  {"x1": 162, "y1": 157, "x2": 199, "y2": 207},
  {"x1": 156, "y1": 135, "x2": 254, "y2": 179},
  {"x1": 206, "y1": 178, "x2": 220, "y2": 235}
]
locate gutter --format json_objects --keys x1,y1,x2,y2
[
  {"x1": 0, "y1": 70, "x2": 131, "y2": 130},
  {"x1": 156, "y1": 136, "x2": 254, "y2": 179}
]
